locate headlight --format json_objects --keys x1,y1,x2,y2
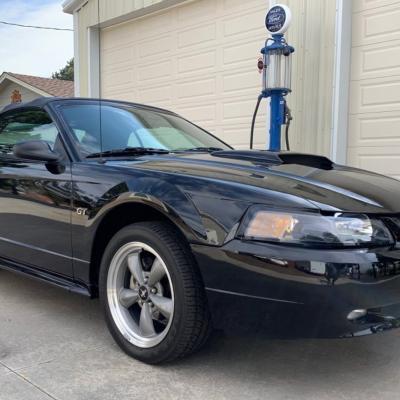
[{"x1": 238, "y1": 207, "x2": 394, "y2": 248}]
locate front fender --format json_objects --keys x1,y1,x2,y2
[{"x1": 90, "y1": 183, "x2": 207, "y2": 243}]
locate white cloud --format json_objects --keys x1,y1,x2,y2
[{"x1": 0, "y1": 0, "x2": 73, "y2": 78}]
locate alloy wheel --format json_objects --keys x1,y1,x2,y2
[{"x1": 107, "y1": 242, "x2": 174, "y2": 348}]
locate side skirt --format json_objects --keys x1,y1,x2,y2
[{"x1": 0, "y1": 257, "x2": 92, "y2": 297}]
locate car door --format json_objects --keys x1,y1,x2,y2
[{"x1": 0, "y1": 107, "x2": 73, "y2": 277}]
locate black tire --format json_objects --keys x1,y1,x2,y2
[{"x1": 99, "y1": 221, "x2": 212, "y2": 364}]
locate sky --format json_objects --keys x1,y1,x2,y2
[{"x1": 0, "y1": 0, "x2": 73, "y2": 78}]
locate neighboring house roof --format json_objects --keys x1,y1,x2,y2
[{"x1": 0, "y1": 72, "x2": 74, "y2": 97}]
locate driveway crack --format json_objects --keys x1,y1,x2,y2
[{"x1": 0, "y1": 360, "x2": 59, "y2": 400}]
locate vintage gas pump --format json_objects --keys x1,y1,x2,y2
[{"x1": 250, "y1": 4, "x2": 294, "y2": 151}]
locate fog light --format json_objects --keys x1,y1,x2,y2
[
  {"x1": 347, "y1": 309, "x2": 367, "y2": 321},
  {"x1": 310, "y1": 261, "x2": 326, "y2": 275}
]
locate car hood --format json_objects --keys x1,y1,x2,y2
[{"x1": 106, "y1": 150, "x2": 400, "y2": 214}]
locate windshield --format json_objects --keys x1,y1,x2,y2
[{"x1": 59, "y1": 103, "x2": 230, "y2": 157}]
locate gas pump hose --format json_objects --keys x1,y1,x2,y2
[
  {"x1": 250, "y1": 95, "x2": 263, "y2": 149},
  {"x1": 250, "y1": 96, "x2": 293, "y2": 151}
]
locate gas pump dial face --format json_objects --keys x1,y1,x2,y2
[{"x1": 265, "y1": 4, "x2": 292, "y2": 35}]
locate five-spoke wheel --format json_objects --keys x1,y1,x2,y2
[{"x1": 107, "y1": 242, "x2": 174, "y2": 348}]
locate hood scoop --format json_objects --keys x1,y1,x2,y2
[{"x1": 211, "y1": 150, "x2": 334, "y2": 170}]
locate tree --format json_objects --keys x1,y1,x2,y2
[{"x1": 52, "y1": 58, "x2": 74, "y2": 81}]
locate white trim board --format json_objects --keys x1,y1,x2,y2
[
  {"x1": 87, "y1": 27, "x2": 100, "y2": 98},
  {"x1": 73, "y1": 12, "x2": 80, "y2": 96},
  {"x1": 330, "y1": 0, "x2": 352, "y2": 164},
  {"x1": 62, "y1": 0, "x2": 88, "y2": 14}
]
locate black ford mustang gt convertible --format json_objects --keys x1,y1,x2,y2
[{"x1": 1, "y1": 97, "x2": 400, "y2": 364}]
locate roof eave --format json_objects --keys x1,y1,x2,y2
[
  {"x1": 0, "y1": 72, "x2": 53, "y2": 97},
  {"x1": 62, "y1": 0, "x2": 87, "y2": 14}
]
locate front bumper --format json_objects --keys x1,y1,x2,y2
[{"x1": 192, "y1": 240, "x2": 400, "y2": 338}]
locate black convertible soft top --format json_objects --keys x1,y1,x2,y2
[
  {"x1": 1, "y1": 97, "x2": 178, "y2": 116},
  {"x1": 1, "y1": 97, "x2": 59, "y2": 112}
]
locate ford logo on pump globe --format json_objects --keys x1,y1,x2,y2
[{"x1": 265, "y1": 4, "x2": 291, "y2": 35}]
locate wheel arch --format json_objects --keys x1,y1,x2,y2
[{"x1": 88, "y1": 198, "x2": 197, "y2": 295}]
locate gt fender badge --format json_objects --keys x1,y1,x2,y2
[{"x1": 76, "y1": 208, "x2": 88, "y2": 216}]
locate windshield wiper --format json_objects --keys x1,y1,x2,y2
[
  {"x1": 86, "y1": 147, "x2": 170, "y2": 159},
  {"x1": 181, "y1": 147, "x2": 224, "y2": 152}
]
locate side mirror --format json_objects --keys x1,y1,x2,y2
[{"x1": 13, "y1": 140, "x2": 61, "y2": 163}]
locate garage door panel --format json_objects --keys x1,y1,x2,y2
[
  {"x1": 223, "y1": 40, "x2": 263, "y2": 66},
  {"x1": 351, "y1": 39, "x2": 400, "y2": 80},
  {"x1": 101, "y1": 23, "x2": 135, "y2": 50},
  {"x1": 134, "y1": 10, "x2": 176, "y2": 40},
  {"x1": 178, "y1": 23, "x2": 216, "y2": 49},
  {"x1": 177, "y1": 50, "x2": 217, "y2": 74},
  {"x1": 223, "y1": 8, "x2": 265, "y2": 38},
  {"x1": 348, "y1": 146, "x2": 400, "y2": 179},
  {"x1": 348, "y1": 111, "x2": 400, "y2": 147},
  {"x1": 223, "y1": 99, "x2": 261, "y2": 121},
  {"x1": 350, "y1": 76, "x2": 400, "y2": 114},
  {"x1": 138, "y1": 84, "x2": 173, "y2": 103},
  {"x1": 177, "y1": 103, "x2": 217, "y2": 124},
  {"x1": 352, "y1": 3, "x2": 400, "y2": 46},
  {"x1": 177, "y1": 77, "x2": 216, "y2": 99},
  {"x1": 353, "y1": 0, "x2": 400, "y2": 13},
  {"x1": 102, "y1": 68, "x2": 134, "y2": 90},
  {"x1": 138, "y1": 36, "x2": 173, "y2": 59},
  {"x1": 221, "y1": 123, "x2": 265, "y2": 149},
  {"x1": 104, "y1": 89, "x2": 139, "y2": 102},
  {"x1": 177, "y1": 0, "x2": 217, "y2": 25},
  {"x1": 101, "y1": 46, "x2": 134, "y2": 73},
  {"x1": 222, "y1": 0, "x2": 263, "y2": 13},
  {"x1": 137, "y1": 60, "x2": 174, "y2": 81},
  {"x1": 223, "y1": 71, "x2": 260, "y2": 94}
]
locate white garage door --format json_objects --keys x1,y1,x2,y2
[
  {"x1": 348, "y1": 0, "x2": 400, "y2": 178},
  {"x1": 100, "y1": 0, "x2": 268, "y2": 149}
]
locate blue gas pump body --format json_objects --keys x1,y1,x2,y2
[{"x1": 261, "y1": 34, "x2": 294, "y2": 151}]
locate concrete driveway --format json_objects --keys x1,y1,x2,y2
[{"x1": 1, "y1": 269, "x2": 400, "y2": 400}]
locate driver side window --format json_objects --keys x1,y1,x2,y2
[{"x1": 0, "y1": 109, "x2": 60, "y2": 157}]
